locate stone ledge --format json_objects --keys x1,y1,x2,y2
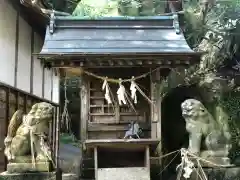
[
  {"x1": 62, "y1": 173, "x2": 79, "y2": 180},
  {"x1": 0, "y1": 172, "x2": 56, "y2": 180},
  {"x1": 190, "y1": 167, "x2": 240, "y2": 180},
  {"x1": 0, "y1": 172, "x2": 78, "y2": 180},
  {"x1": 7, "y1": 162, "x2": 51, "y2": 173}
]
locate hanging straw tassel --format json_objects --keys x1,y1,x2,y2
[
  {"x1": 130, "y1": 76, "x2": 137, "y2": 104},
  {"x1": 102, "y1": 77, "x2": 112, "y2": 104},
  {"x1": 117, "y1": 79, "x2": 127, "y2": 105},
  {"x1": 176, "y1": 148, "x2": 197, "y2": 180}
]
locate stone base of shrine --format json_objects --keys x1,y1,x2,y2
[
  {"x1": 190, "y1": 167, "x2": 240, "y2": 180},
  {"x1": 0, "y1": 172, "x2": 78, "y2": 180}
]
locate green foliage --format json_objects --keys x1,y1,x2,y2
[
  {"x1": 72, "y1": 0, "x2": 120, "y2": 17},
  {"x1": 45, "y1": 0, "x2": 168, "y2": 17},
  {"x1": 183, "y1": 0, "x2": 240, "y2": 73},
  {"x1": 44, "y1": 0, "x2": 79, "y2": 13},
  {"x1": 219, "y1": 92, "x2": 240, "y2": 160},
  {"x1": 220, "y1": 92, "x2": 240, "y2": 138},
  {"x1": 60, "y1": 133, "x2": 81, "y2": 147}
]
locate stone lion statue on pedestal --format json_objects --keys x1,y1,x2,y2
[
  {"x1": 181, "y1": 99, "x2": 232, "y2": 166},
  {"x1": 4, "y1": 102, "x2": 54, "y2": 173}
]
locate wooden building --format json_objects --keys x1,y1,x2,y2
[
  {"x1": 0, "y1": 0, "x2": 60, "y2": 172},
  {"x1": 38, "y1": 13, "x2": 202, "y2": 179}
]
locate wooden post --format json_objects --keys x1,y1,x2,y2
[
  {"x1": 150, "y1": 69, "x2": 162, "y2": 162},
  {"x1": 145, "y1": 145, "x2": 150, "y2": 170},
  {"x1": 80, "y1": 74, "x2": 89, "y2": 142},
  {"x1": 94, "y1": 147, "x2": 98, "y2": 180},
  {"x1": 55, "y1": 107, "x2": 60, "y2": 169},
  {"x1": 150, "y1": 69, "x2": 161, "y2": 138}
]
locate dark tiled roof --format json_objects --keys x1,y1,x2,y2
[{"x1": 38, "y1": 15, "x2": 203, "y2": 67}]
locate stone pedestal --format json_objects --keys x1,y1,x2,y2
[
  {"x1": 0, "y1": 172, "x2": 56, "y2": 180},
  {"x1": 190, "y1": 167, "x2": 240, "y2": 180},
  {"x1": 7, "y1": 162, "x2": 51, "y2": 173},
  {"x1": 0, "y1": 172, "x2": 78, "y2": 180}
]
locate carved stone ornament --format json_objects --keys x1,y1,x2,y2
[{"x1": 4, "y1": 102, "x2": 54, "y2": 173}]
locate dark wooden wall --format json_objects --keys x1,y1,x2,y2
[
  {"x1": 80, "y1": 68, "x2": 152, "y2": 141},
  {"x1": 0, "y1": 82, "x2": 58, "y2": 172}
]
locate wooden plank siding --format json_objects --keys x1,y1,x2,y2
[{"x1": 0, "y1": 0, "x2": 60, "y2": 173}]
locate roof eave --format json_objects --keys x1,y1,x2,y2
[{"x1": 37, "y1": 52, "x2": 204, "y2": 68}]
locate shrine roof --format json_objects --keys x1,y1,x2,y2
[{"x1": 38, "y1": 15, "x2": 204, "y2": 67}]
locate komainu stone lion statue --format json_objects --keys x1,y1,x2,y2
[
  {"x1": 181, "y1": 99, "x2": 232, "y2": 166},
  {"x1": 4, "y1": 102, "x2": 54, "y2": 173}
]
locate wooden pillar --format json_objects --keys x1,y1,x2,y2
[
  {"x1": 145, "y1": 145, "x2": 150, "y2": 170},
  {"x1": 80, "y1": 74, "x2": 89, "y2": 142},
  {"x1": 150, "y1": 69, "x2": 162, "y2": 155},
  {"x1": 151, "y1": 69, "x2": 161, "y2": 137},
  {"x1": 94, "y1": 147, "x2": 98, "y2": 180}
]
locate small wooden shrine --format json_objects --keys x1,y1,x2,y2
[{"x1": 38, "y1": 13, "x2": 202, "y2": 179}]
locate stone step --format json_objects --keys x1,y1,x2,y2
[{"x1": 62, "y1": 173, "x2": 79, "y2": 180}]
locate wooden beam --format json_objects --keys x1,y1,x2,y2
[
  {"x1": 50, "y1": 69, "x2": 53, "y2": 102},
  {"x1": 42, "y1": 67, "x2": 45, "y2": 98},
  {"x1": 88, "y1": 123, "x2": 150, "y2": 132},
  {"x1": 14, "y1": 12, "x2": 20, "y2": 88},
  {"x1": 30, "y1": 29, "x2": 34, "y2": 94}
]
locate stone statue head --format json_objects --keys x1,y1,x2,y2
[
  {"x1": 34, "y1": 102, "x2": 53, "y2": 119},
  {"x1": 26, "y1": 102, "x2": 53, "y2": 126},
  {"x1": 181, "y1": 99, "x2": 211, "y2": 124}
]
